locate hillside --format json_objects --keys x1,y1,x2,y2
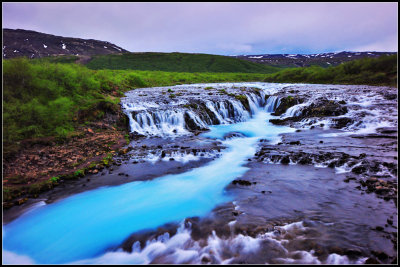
[
  {"x1": 3, "y1": 28, "x2": 128, "y2": 59},
  {"x1": 233, "y1": 51, "x2": 397, "y2": 68},
  {"x1": 85, "y1": 52, "x2": 281, "y2": 73},
  {"x1": 263, "y1": 54, "x2": 397, "y2": 86}
]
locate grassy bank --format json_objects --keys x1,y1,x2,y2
[
  {"x1": 263, "y1": 55, "x2": 397, "y2": 86},
  {"x1": 3, "y1": 57, "x2": 269, "y2": 146},
  {"x1": 85, "y1": 52, "x2": 281, "y2": 73}
]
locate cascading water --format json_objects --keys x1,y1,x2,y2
[
  {"x1": 265, "y1": 96, "x2": 281, "y2": 113},
  {"x1": 281, "y1": 102, "x2": 308, "y2": 118},
  {"x1": 123, "y1": 90, "x2": 281, "y2": 137},
  {"x1": 2, "y1": 85, "x2": 293, "y2": 264},
  {"x1": 129, "y1": 110, "x2": 190, "y2": 136}
]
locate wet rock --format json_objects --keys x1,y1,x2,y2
[
  {"x1": 201, "y1": 256, "x2": 211, "y2": 263},
  {"x1": 343, "y1": 177, "x2": 356, "y2": 183},
  {"x1": 232, "y1": 179, "x2": 252, "y2": 186},
  {"x1": 269, "y1": 119, "x2": 287, "y2": 125},
  {"x1": 365, "y1": 257, "x2": 380, "y2": 264},
  {"x1": 383, "y1": 93, "x2": 397, "y2": 100},
  {"x1": 331, "y1": 117, "x2": 354, "y2": 129},
  {"x1": 344, "y1": 248, "x2": 363, "y2": 259},
  {"x1": 328, "y1": 246, "x2": 344, "y2": 255},
  {"x1": 280, "y1": 156, "x2": 290, "y2": 165},
  {"x1": 223, "y1": 132, "x2": 247, "y2": 139},
  {"x1": 351, "y1": 165, "x2": 367, "y2": 174},
  {"x1": 16, "y1": 198, "x2": 28, "y2": 205},
  {"x1": 377, "y1": 127, "x2": 397, "y2": 134},
  {"x1": 366, "y1": 177, "x2": 378, "y2": 183},
  {"x1": 328, "y1": 161, "x2": 337, "y2": 168},
  {"x1": 289, "y1": 141, "x2": 301, "y2": 145},
  {"x1": 371, "y1": 250, "x2": 389, "y2": 261},
  {"x1": 272, "y1": 96, "x2": 302, "y2": 116},
  {"x1": 129, "y1": 132, "x2": 146, "y2": 139},
  {"x1": 301, "y1": 98, "x2": 348, "y2": 117},
  {"x1": 298, "y1": 156, "x2": 312, "y2": 165}
]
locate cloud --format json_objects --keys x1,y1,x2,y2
[
  {"x1": 216, "y1": 43, "x2": 253, "y2": 54},
  {"x1": 2, "y1": 2, "x2": 398, "y2": 54},
  {"x1": 349, "y1": 34, "x2": 398, "y2": 52}
]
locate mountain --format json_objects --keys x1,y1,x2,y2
[
  {"x1": 84, "y1": 52, "x2": 281, "y2": 73},
  {"x1": 2, "y1": 28, "x2": 128, "y2": 59},
  {"x1": 232, "y1": 51, "x2": 397, "y2": 68}
]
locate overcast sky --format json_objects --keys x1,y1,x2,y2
[{"x1": 2, "y1": 2, "x2": 398, "y2": 55}]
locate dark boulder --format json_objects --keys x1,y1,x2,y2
[
  {"x1": 352, "y1": 165, "x2": 367, "y2": 174},
  {"x1": 331, "y1": 117, "x2": 354, "y2": 129},
  {"x1": 280, "y1": 156, "x2": 290, "y2": 165},
  {"x1": 232, "y1": 179, "x2": 252, "y2": 186},
  {"x1": 301, "y1": 98, "x2": 348, "y2": 117},
  {"x1": 272, "y1": 96, "x2": 302, "y2": 116}
]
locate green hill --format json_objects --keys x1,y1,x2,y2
[
  {"x1": 85, "y1": 52, "x2": 281, "y2": 73},
  {"x1": 263, "y1": 54, "x2": 397, "y2": 86}
]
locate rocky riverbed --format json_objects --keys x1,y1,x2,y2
[{"x1": 3, "y1": 82, "x2": 397, "y2": 264}]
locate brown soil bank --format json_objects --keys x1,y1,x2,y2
[{"x1": 3, "y1": 120, "x2": 130, "y2": 209}]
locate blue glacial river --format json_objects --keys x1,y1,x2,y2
[{"x1": 3, "y1": 108, "x2": 294, "y2": 264}]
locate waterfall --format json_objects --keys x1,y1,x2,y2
[
  {"x1": 281, "y1": 103, "x2": 308, "y2": 118},
  {"x1": 124, "y1": 92, "x2": 277, "y2": 137},
  {"x1": 227, "y1": 99, "x2": 251, "y2": 122},
  {"x1": 265, "y1": 96, "x2": 281, "y2": 112},
  {"x1": 246, "y1": 93, "x2": 261, "y2": 114},
  {"x1": 205, "y1": 101, "x2": 226, "y2": 124},
  {"x1": 129, "y1": 110, "x2": 189, "y2": 136}
]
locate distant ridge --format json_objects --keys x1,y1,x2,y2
[
  {"x1": 232, "y1": 51, "x2": 397, "y2": 68},
  {"x1": 2, "y1": 28, "x2": 129, "y2": 59},
  {"x1": 84, "y1": 52, "x2": 281, "y2": 73}
]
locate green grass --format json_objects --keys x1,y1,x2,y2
[
  {"x1": 85, "y1": 52, "x2": 281, "y2": 73},
  {"x1": 263, "y1": 55, "x2": 397, "y2": 86}
]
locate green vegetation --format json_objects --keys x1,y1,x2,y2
[
  {"x1": 101, "y1": 153, "x2": 114, "y2": 166},
  {"x1": 85, "y1": 52, "x2": 281, "y2": 73},
  {"x1": 263, "y1": 55, "x2": 397, "y2": 86},
  {"x1": 73, "y1": 169, "x2": 85, "y2": 178},
  {"x1": 50, "y1": 176, "x2": 60, "y2": 183},
  {"x1": 33, "y1": 55, "x2": 80, "y2": 64}
]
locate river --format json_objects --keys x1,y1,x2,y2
[{"x1": 3, "y1": 82, "x2": 397, "y2": 264}]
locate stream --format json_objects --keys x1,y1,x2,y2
[{"x1": 3, "y1": 82, "x2": 398, "y2": 264}]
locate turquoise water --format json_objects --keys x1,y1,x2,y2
[{"x1": 3, "y1": 109, "x2": 294, "y2": 264}]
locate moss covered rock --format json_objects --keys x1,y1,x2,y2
[{"x1": 272, "y1": 96, "x2": 302, "y2": 116}]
